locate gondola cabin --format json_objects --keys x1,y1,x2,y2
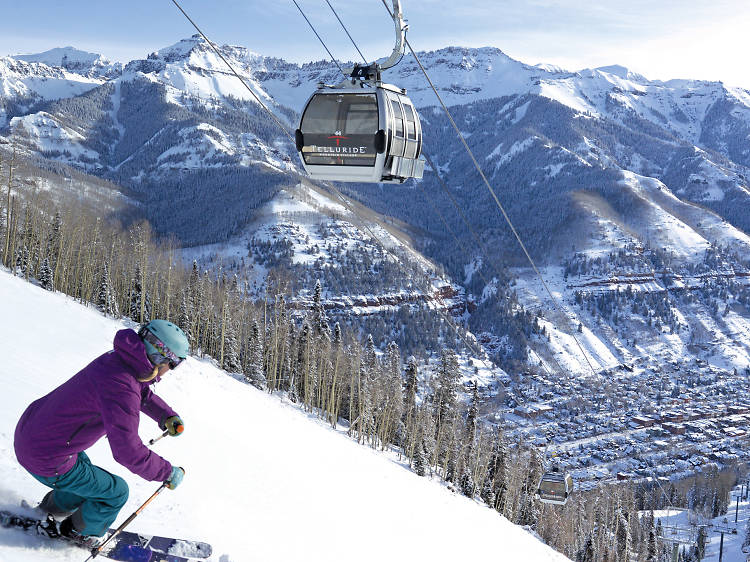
[
  {"x1": 295, "y1": 84, "x2": 424, "y2": 183},
  {"x1": 535, "y1": 468, "x2": 574, "y2": 506}
]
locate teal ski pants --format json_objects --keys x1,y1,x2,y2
[{"x1": 31, "y1": 452, "x2": 129, "y2": 536}]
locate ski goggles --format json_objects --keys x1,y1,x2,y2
[{"x1": 139, "y1": 327, "x2": 184, "y2": 370}]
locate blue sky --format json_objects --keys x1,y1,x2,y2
[{"x1": 2, "y1": 0, "x2": 749, "y2": 87}]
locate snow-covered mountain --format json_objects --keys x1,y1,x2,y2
[
  {"x1": 0, "y1": 268, "x2": 569, "y2": 561},
  {"x1": 1, "y1": 36, "x2": 750, "y2": 380}
]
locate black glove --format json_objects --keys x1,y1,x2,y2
[{"x1": 162, "y1": 415, "x2": 184, "y2": 436}]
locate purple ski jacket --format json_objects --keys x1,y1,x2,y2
[{"x1": 14, "y1": 329, "x2": 176, "y2": 482}]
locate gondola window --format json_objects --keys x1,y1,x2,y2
[{"x1": 300, "y1": 94, "x2": 378, "y2": 166}]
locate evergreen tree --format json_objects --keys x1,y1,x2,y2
[
  {"x1": 413, "y1": 442, "x2": 427, "y2": 477},
  {"x1": 646, "y1": 527, "x2": 657, "y2": 561},
  {"x1": 465, "y1": 382, "x2": 479, "y2": 441},
  {"x1": 517, "y1": 487, "x2": 539, "y2": 527},
  {"x1": 578, "y1": 533, "x2": 596, "y2": 562},
  {"x1": 311, "y1": 279, "x2": 328, "y2": 335},
  {"x1": 96, "y1": 263, "x2": 118, "y2": 316},
  {"x1": 434, "y1": 347, "x2": 460, "y2": 424},
  {"x1": 291, "y1": 321, "x2": 310, "y2": 403},
  {"x1": 222, "y1": 318, "x2": 242, "y2": 373},
  {"x1": 403, "y1": 356, "x2": 418, "y2": 421},
  {"x1": 383, "y1": 341, "x2": 403, "y2": 444},
  {"x1": 459, "y1": 468, "x2": 475, "y2": 498},
  {"x1": 15, "y1": 244, "x2": 29, "y2": 276},
  {"x1": 244, "y1": 319, "x2": 265, "y2": 389},
  {"x1": 38, "y1": 257, "x2": 54, "y2": 291},
  {"x1": 516, "y1": 448, "x2": 542, "y2": 526},
  {"x1": 432, "y1": 348, "x2": 460, "y2": 474},
  {"x1": 360, "y1": 334, "x2": 378, "y2": 441},
  {"x1": 402, "y1": 355, "x2": 419, "y2": 457},
  {"x1": 480, "y1": 475, "x2": 495, "y2": 508},
  {"x1": 458, "y1": 382, "x2": 479, "y2": 498},
  {"x1": 485, "y1": 431, "x2": 508, "y2": 512}
]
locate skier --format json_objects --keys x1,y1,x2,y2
[{"x1": 13, "y1": 320, "x2": 190, "y2": 548}]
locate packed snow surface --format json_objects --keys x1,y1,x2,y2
[{"x1": 0, "y1": 269, "x2": 569, "y2": 561}]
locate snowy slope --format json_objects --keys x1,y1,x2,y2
[
  {"x1": 182, "y1": 179, "x2": 437, "y2": 295},
  {"x1": 0, "y1": 269, "x2": 569, "y2": 562}
]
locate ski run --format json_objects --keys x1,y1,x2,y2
[{"x1": 0, "y1": 268, "x2": 569, "y2": 561}]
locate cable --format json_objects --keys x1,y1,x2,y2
[
  {"x1": 378, "y1": 0, "x2": 600, "y2": 379},
  {"x1": 291, "y1": 0, "x2": 348, "y2": 79},
  {"x1": 169, "y1": 0, "x2": 295, "y2": 144},
  {"x1": 325, "y1": 0, "x2": 369, "y2": 64}
]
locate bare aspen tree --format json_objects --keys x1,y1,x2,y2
[
  {"x1": 0, "y1": 150, "x2": 3, "y2": 261},
  {"x1": 139, "y1": 227, "x2": 149, "y2": 323},
  {"x1": 267, "y1": 294, "x2": 280, "y2": 392},
  {"x1": 164, "y1": 242, "x2": 175, "y2": 321},
  {"x1": 219, "y1": 298, "x2": 227, "y2": 369},
  {"x1": 3, "y1": 146, "x2": 16, "y2": 267},
  {"x1": 82, "y1": 217, "x2": 101, "y2": 304}
]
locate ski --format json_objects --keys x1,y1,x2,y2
[
  {"x1": 19, "y1": 501, "x2": 211, "y2": 559},
  {"x1": 0, "y1": 510, "x2": 207, "y2": 562},
  {"x1": 108, "y1": 529, "x2": 212, "y2": 559}
]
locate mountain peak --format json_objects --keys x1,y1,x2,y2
[
  {"x1": 422, "y1": 45, "x2": 511, "y2": 62},
  {"x1": 147, "y1": 34, "x2": 207, "y2": 63},
  {"x1": 16, "y1": 46, "x2": 102, "y2": 66},
  {"x1": 14, "y1": 46, "x2": 120, "y2": 78},
  {"x1": 594, "y1": 64, "x2": 646, "y2": 82},
  {"x1": 143, "y1": 35, "x2": 262, "y2": 70}
]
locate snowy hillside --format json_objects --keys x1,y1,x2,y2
[
  {"x1": 0, "y1": 57, "x2": 105, "y2": 128},
  {"x1": 182, "y1": 179, "x2": 455, "y2": 306},
  {"x1": 0, "y1": 268, "x2": 569, "y2": 562}
]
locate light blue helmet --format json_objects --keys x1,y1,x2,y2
[{"x1": 138, "y1": 319, "x2": 190, "y2": 366}]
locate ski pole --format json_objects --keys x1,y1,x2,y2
[
  {"x1": 84, "y1": 482, "x2": 169, "y2": 560},
  {"x1": 148, "y1": 430, "x2": 169, "y2": 446},
  {"x1": 148, "y1": 422, "x2": 184, "y2": 446}
]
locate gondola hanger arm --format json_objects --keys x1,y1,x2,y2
[
  {"x1": 341, "y1": 0, "x2": 406, "y2": 84},
  {"x1": 378, "y1": 0, "x2": 407, "y2": 71}
]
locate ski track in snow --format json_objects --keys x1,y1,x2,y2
[{"x1": 0, "y1": 269, "x2": 570, "y2": 561}]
